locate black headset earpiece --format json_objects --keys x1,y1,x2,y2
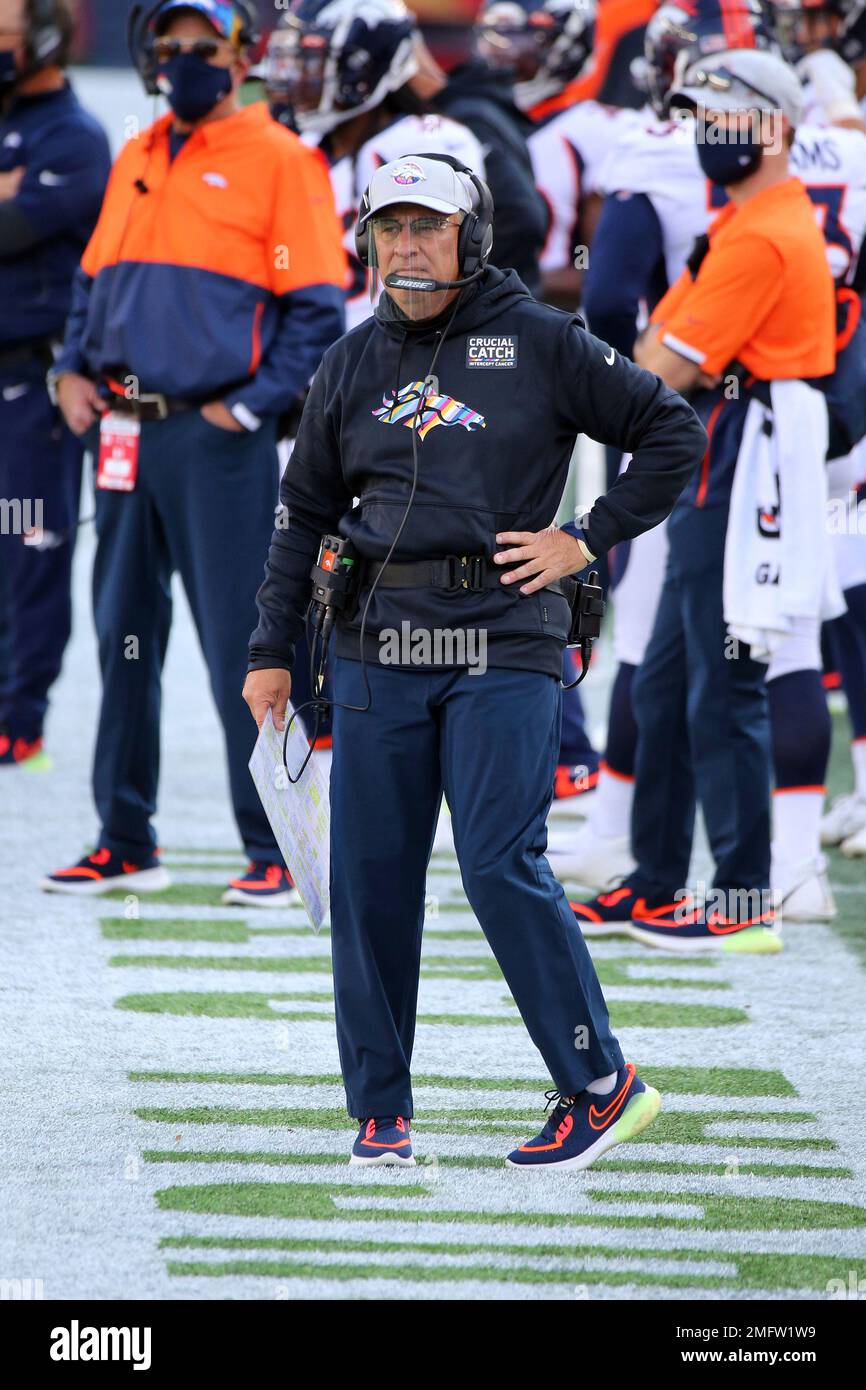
[
  {"x1": 128, "y1": 0, "x2": 261, "y2": 96},
  {"x1": 24, "y1": 0, "x2": 69, "y2": 72},
  {"x1": 355, "y1": 152, "x2": 495, "y2": 275},
  {"x1": 355, "y1": 187, "x2": 373, "y2": 268}
]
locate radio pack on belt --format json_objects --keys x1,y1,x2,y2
[{"x1": 310, "y1": 535, "x2": 361, "y2": 643}]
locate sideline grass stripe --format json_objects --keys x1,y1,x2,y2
[
  {"x1": 116, "y1": 992, "x2": 747, "y2": 1028},
  {"x1": 154, "y1": 1181, "x2": 866, "y2": 1231},
  {"x1": 127, "y1": 1066, "x2": 797, "y2": 1096},
  {"x1": 165, "y1": 1257, "x2": 722, "y2": 1290},
  {"x1": 142, "y1": 1150, "x2": 852, "y2": 1179},
  {"x1": 157, "y1": 1235, "x2": 861, "y2": 1292},
  {"x1": 166, "y1": 1257, "x2": 720, "y2": 1290},
  {"x1": 134, "y1": 1106, "x2": 827, "y2": 1147},
  {"x1": 161, "y1": 1251, "x2": 866, "y2": 1292},
  {"x1": 103, "y1": 886, "x2": 230, "y2": 906},
  {"x1": 107, "y1": 953, "x2": 730, "y2": 991}
]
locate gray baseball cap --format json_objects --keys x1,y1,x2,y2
[
  {"x1": 365, "y1": 155, "x2": 476, "y2": 217},
  {"x1": 670, "y1": 48, "x2": 804, "y2": 127}
]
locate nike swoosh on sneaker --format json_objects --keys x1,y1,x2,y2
[{"x1": 588, "y1": 1062, "x2": 636, "y2": 1130}]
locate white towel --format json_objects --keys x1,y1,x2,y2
[{"x1": 723, "y1": 379, "x2": 844, "y2": 662}]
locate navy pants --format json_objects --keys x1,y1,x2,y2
[
  {"x1": 559, "y1": 649, "x2": 599, "y2": 772},
  {"x1": 329, "y1": 656, "x2": 624, "y2": 1119},
  {"x1": 89, "y1": 410, "x2": 282, "y2": 864},
  {"x1": 0, "y1": 363, "x2": 83, "y2": 739},
  {"x1": 628, "y1": 503, "x2": 771, "y2": 900}
]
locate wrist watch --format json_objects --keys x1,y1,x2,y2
[{"x1": 46, "y1": 367, "x2": 70, "y2": 407}]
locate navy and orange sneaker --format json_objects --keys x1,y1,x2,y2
[
  {"x1": 350, "y1": 1116, "x2": 415, "y2": 1167},
  {"x1": 570, "y1": 885, "x2": 645, "y2": 937},
  {"x1": 627, "y1": 899, "x2": 781, "y2": 954},
  {"x1": 41, "y1": 847, "x2": 171, "y2": 895},
  {"x1": 0, "y1": 728, "x2": 44, "y2": 766},
  {"x1": 222, "y1": 862, "x2": 300, "y2": 908},
  {"x1": 506, "y1": 1064, "x2": 661, "y2": 1171},
  {"x1": 553, "y1": 763, "x2": 600, "y2": 804}
]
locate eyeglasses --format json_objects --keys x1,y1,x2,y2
[
  {"x1": 370, "y1": 215, "x2": 462, "y2": 242},
  {"x1": 152, "y1": 37, "x2": 230, "y2": 64}
]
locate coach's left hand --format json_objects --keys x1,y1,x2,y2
[
  {"x1": 494, "y1": 526, "x2": 589, "y2": 594},
  {"x1": 201, "y1": 400, "x2": 245, "y2": 432}
]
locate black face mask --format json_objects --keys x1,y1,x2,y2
[
  {"x1": 156, "y1": 52, "x2": 233, "y2": 123},
  {"x1": 696, "y1": 119, "x2": 765, "y2": 187}
]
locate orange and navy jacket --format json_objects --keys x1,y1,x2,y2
[
  {"x1": 528, "y1": 0, "x2": 657, "y2": 122},
  {"x1": 56, "y1": 101, "x2": 347, "y2": 425}
]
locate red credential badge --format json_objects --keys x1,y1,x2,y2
[{"x1": 96, "y1": 412, "x2": 141, "y2": 492}]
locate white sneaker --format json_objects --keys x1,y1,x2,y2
[
  {"x1": 546, "y1": 822, "x2": 636, "y2": 891},
  {"x1": 840, "y1": 822, "x2": 866, "y2": 857},
  {"x1": 820, "y1": 793, "x2": 866, "y2": 847},
  {"x1": 773, "y1": 857, "x2": 836, "y2": 922}
]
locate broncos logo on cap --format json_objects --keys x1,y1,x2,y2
[{"x1": 373, "y1": 381, "x2": 487, "y2": 439}]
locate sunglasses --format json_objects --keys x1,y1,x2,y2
[
  {"x1": 152, "y1": 37, "x2": 230, "y2": 64},
  {"x1": 371, "y1": 215, "x2": 462, "y2": 242},
  {"x1": 689, "y1": 65, "x2": 779, "y2": 109}
]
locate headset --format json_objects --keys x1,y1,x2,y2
[
  {"x1": 127, "y1": 0, "x2": 260, "y2": 96},
  {"x1": 355, "y1": 152, "x2": 495, "y2": 291},
  {"x1": 17, "y1": 0, "x2": 72, "y2": 75}
]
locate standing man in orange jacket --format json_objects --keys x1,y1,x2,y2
[{"x1": 42, "y1": 1, "x2": 346, "y2": 905}]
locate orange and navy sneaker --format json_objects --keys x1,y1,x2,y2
[
  {"x1": 350, "y1": 1116, "x2": 415, "y2": 1167},
  {"x1": 553, "y1": 763, "x2": 600, "y2": 802},
  {"x1": 506, "y1": 1064, "x2": 661, "y2": 1170},
  {"x1": 627, "y1": 899, "x2": 781, "y2": 954},
  {"x1": 0, "y1": 729, "x2": 44, "y2": 766},
  {"x1": 221, "y1": 862, "x2": 300, "y2": 908},
  {"x1": 41, "y1": 847, "x2": 171, "y2": 896},
  {"x1": 570, "y1": 885, "x2": 647, "y2": 937}
]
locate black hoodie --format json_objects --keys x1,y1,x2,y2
[{"x1": 249, "y1": 267, "x2": 707, "y2": 679}]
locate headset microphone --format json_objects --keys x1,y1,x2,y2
[{"x1": 384, "y1": 268, "x2": 485, "y2": 294}]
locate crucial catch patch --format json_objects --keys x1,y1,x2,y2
[{"x1": 466, "y1": 335, "x2": 518, "y2": 368}]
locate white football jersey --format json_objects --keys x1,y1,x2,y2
[
  {"x1": 528, "y1": 101, "x2": 641, "y2": 274},
  {"x1": 790, "y1": 122, "x2": 866, "y2": 283},
  {"x1": 309, "y1": 113, "x2": 486, "y2": 332},
  {"x1": 597, "y1": 109, "x2": 712, "y2": 283}
]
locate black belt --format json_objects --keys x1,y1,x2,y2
[
  {"x1": 364, "y1": 554, "x2": 575, "y2": 599},
  {"x1": 0, "y1": 337, "x2": 55, "y2": 370},
  {"x1": 101, "y1": 370, "x2": 207, "y2": 421},
  {"x1": 100, "y1": 386, "x2": 200, "y2": 421}
]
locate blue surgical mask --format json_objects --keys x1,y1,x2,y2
[
  {"x1": 696, "y1": 122, "x2": 764, "y2": 187},
  {"x1": 156, "y1": 52, "x2": 233, "y2": 123},
  {"x1": 0, "y1": 50, "x2": 20, "y2": 95}
]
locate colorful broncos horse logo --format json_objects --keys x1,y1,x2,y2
[{"x1": 372, "y1": 381, "x2": 487, "y2": 440}]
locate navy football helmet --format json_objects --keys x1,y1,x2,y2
[
  {"x1": 264, "y1": 0, "x2": 418, "y2": 135},
  {"x1": 473, "y1": 0, "x2": 596, "y2": 111},
  {"x1": 771, "y1": 0, "x2": 866, "y2": 63},
  {"x1": 636, "y1": 0, "x2": 779, "y2": 115}
]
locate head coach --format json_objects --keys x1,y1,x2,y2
[
  {"x1": 244, "y1": 153, "x2": 707, "y2": 1168},
  {"x1": 41, "y1": 0, "x2": 346, "y2": 906}
]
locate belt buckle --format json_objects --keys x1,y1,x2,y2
[
  {"x1": 462, "y1": 554, "x2": 484, "y2": 591},
  {"x1": 138, "y1": 391, "x2": 169, "y2": 421},
  {"x1": 443, "y1": 555, "x2": 463, "y2": 591}
]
